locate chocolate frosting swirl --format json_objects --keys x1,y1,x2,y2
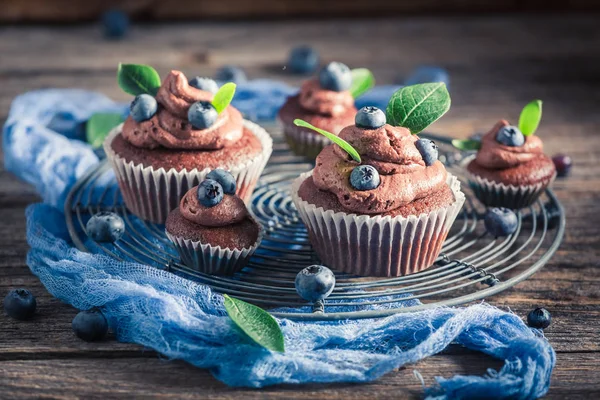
[
  {"x1": 179, "y1": 186, "x2": 249, "y2": 227},
  {"x1": 475, "y1": 120, "x2": 544, "y2": 169},
  {"x1": 313, "y1": 124, "x2": 448, "y2": 214},
  {"x1": 122, "y1": 70, "x2": 243, "y2": 150},
  {"x1": 298, "y1": 79, "x2": 355, "y2": 117}
]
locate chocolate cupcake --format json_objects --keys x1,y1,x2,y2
[
  {"x1": 291, "y1": 99, "x2": 464, "y2": 277},
  {"x1": 166, "y1": 170, "x2": 262, "y2": 275},
  {"x1": 461, "y1": 101, "x2": 556, "y2": 209},
  {"x1": 105, "y1": 67, "x2": 272, "y2": 223},
  {"x1": 278, "y1": 62, "x2": 357, "y2": 159}
]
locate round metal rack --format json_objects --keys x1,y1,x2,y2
[{"x1": 65, "y1": 125, "x2": 565, "y2": 320}]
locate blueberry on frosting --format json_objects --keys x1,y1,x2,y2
[
  {"x1": 206, "y1": 169, "x2": 236, "y2": 195},
  {"x1": 188, "y1": 77, "x2": 219, "y2": 93},
  {"x1": 319, "y1": 62, "x2": 352, "y2": 92},
  {"x1": 415, "y1": 139, "x2": 438, "y2": 166},
  {"x1": 355, "y1": 106, "x2": 386, "y2": 129},
  {"x1": 197, "y1": 179, "x2": 224, "y2": 207},
  {"x1": 188, "y1": 101, "x2": 218, "y2": 130},
  {"x1": 130, "y1": 94, "x2": 157, "y2": 122},
  {"x1": 496, "y1": 125, "x2": 525, "y2": 147},
  {"x1": 350, "y1": 165, "x2": 380, "y2": 191}
]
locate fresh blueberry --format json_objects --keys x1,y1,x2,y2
[
  {"x1": 86, "y1": 211, "x2": 125, "y2": 243},
  {"x1": 350, "y1": 165, "x2": 380, "y2": 191},
  {"x1": 415, "y1": 139, "x2": 439, "y2": 166},
  {"x1": 189, "y1": 77, "x2": 219, "y2": 94},
  {"x1": 206, "y1": 169, "x2": 236, "y2": 195},
  {"x1": 295, "y1": 265, "x2": 336, "y2": 303},
  {"x1": 318, "y1": 62, "x2": 352, "y2": 92},
  {"x1": 215, "y1": 65, "x2": 247, "y2": 84},
  {"x1": 496, "y1": 125, "x2": 525, "y2": 147},
  {"x1": 4, "y1": 289, "x2": 36, "y2": 320},
  {"x1": 552, "y1": 154, "x2": 572, "y2": 177},
  {"x1": 130, "y1": 94, "x2": 157, "y2": 122},
  {"x1": 527, "y1": 307, "x2": 551, "y2": 329},
  {"x1": 188, "y1": 101, "x2": 218, "y2": 129},
  {"x1": 355, "y1": 106, "x2": 386, "y2": 129},
  {"x1": 484, "y1": 207, "x2": 518, "y2": 238},
  {"x1": 288, "y1": 45, "x2": 319, "y2": 74},
  {"x1": 197, "y1": 179, "x2": 224, "y2": 207},
  {"x1": 101, "y1": 10, "x2": 129, "y2": 39},
  {"x1": 72, "y1": 309, "x2": 109, "y2": 342}
]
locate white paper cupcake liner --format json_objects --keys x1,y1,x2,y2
[
  {"x1": 291, "y1": 172, "x2": 466, "y2": 277},
  {"x1": 166, "y1": 226, "x2": 263, "y2": 276},
  {"x1": 468, "y1": 173, "x2": 555, "y2": 209},
  {"x1": 104, "y1": 120, "x2": 273, "y2": 224}
]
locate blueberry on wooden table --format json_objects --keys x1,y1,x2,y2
[
  {"x1": 288, "y1": 45, "x2": 319, "y2": 74},
  {"x1": 72, "y1": 309, "x2": 109, "y2": 342},
  {"x1": 4, "y1": 289, "x2": 37, "y2": 320},
  {"x1": 215, "y1": 66, "x2": 247, "y2": 84},
  {"x1": 295, "y1": 265, "x2": 336, "y2": 303},
  {"x1": 101, "y1": 10, "x2": 129, "y2": 39},
  {"x1": 527, "y1": 307, "x2": 552, "y2": 329},
  {"x1": 552, "y1": 154, "x2": 572, "y2": 177}
]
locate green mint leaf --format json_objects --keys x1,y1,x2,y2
[
  {"x1": 386, "y1": 82, "x2": 451, "y2": 134},
  {"x1": 117, "y1": 63, "x2": 161, "y2": 96},
  {"x1": 293, "y1": 119, "x2": 361, "y2": 163},
  {"x1": 212, "y1": 82, "x2": 237, "y2": 114},
  {"x1": 223, "y1": 294, "x2": 284, "y2": 353},
  {"x1": 86, "y1": 113, "x2": 124, "y2": 148},
  {"x1": 350, "y1": 68, "x2": 375, "y2": 98},
  {"x1": 452, "y1": 139, "x2": 481, "y2": 151},
  {"x1": 518, "y1": 99, "x2": 543, "y2": 136}
]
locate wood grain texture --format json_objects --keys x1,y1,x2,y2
[{"x1": 0, "y1": 16, "x2": 600, "y2": 399}]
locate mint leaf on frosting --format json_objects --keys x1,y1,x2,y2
[
  {"x1": 117, "y1": 63, "x2": 161, "y2": 96},
  {"x1": 223, "y1": 294, "x2": 285, "y2": 353},
  {"x1": 386, "y1": 82, "x2": 451, "y2": 134},
  {"x1": 452, "y1": 139, "x2": 481, "y2": 151},
  {"x1": 212, "y1": 82, "x2": 237, "y2": 114},
  {"x1": 518, "y1": 99, "x2": 542, "y2": 136},
  {"x1": 293, "y1": 119, "x2": 361, "y2": 163},
  {"x1": 350, "y1": 68, "x2": 375, "y2": 98},
  {"x1": 86, "y1": 112, "x2": 124, "y2": 148}
]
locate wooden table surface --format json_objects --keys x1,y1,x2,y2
[{"x1": 1, "y1": 15, "x2": 599, "y2": 399}]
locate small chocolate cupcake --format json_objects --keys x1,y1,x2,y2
[
  {"x1": 278, "y1": 62, "x2": 357, "y2": 159},
  {"x1": 465, "y1": 119, "x2": 556, "y2": 209},
  {"x1": 291, "y1": 105, "x2": 465, "y2": 277},
  {"x1": 105, "y1": 69, "x2": 272, "y2": 223},
  {"x1": 166, "y1": 170, "x2": 262, "y2": 275}
]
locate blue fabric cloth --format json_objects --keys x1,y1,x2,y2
[{"x1": 4, "y1": 73, "x2": 555, "y2": 398}]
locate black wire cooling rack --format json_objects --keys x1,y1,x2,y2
[{"x1": 64, "y1": 125, "x2": 565, "y2": 321}]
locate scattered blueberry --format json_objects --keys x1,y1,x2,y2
[
  {"x1": 484, "y1": 207, "x2": 518, "y2": 238},
  {"x1": 189, "y1": 77, "x2": 219, "y2": 93},
  {"x1": 295, "y1": 265, "x2": 336, "y2": 303},
  {"x1": 206, "y1": 169, "x2": 236, "y2": 195},
  {"x1": 496, "y1": 125, "x2": 525, "y2": 147},
  {"x1": 403, "y1": 66, "x2": 450, "y2": 87},
  {"x1": 318, "y1": 62, "x2": 352, "y2": 92},
  {"x1": 355, "y1": 106, "x2": 386, "y2": 129},
  {"x1": 101, "y1": 10, "x2": 129, "y2": 39},
  {"x1": 552, "y1": 154, "x2": 572, "y2": 177},
  {"x1": 197, "y1": 179, "x2": 224, "y2": 207},
  {"x1": 4, "y1": 289, "x2": 36, "y2": 320},
  {"x1": 415, "y1": 139, "x2": 439, "y2": 166},
  {"x1": 86, "y1": 212, "x2": 125, "y2": 243},
  {"x1": 72, "y1": 309, "x2": 109, "y2": 342},
  {"x1": 527, "y1": 307, "x2": 552, "y2": 329},
  {"x1": 130, "y1": 94, "x2": 157, "y2": 122},
  {"x1": 215, "y1": 65, "x2": 247, "y2": 84},
  {"x1": 188, "y1": 101, "x2": 218, "y2": 129},
  {"x1": 350, "y1": 165, "x2": 381, "y2": 191},
  {"x1": 288, "y1": 45, "x2": 319, "y2": 74}
]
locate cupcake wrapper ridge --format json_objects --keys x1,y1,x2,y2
[
  {"x1": 291, "y1": 172, "x2": 466, "y2": 277},
  {"x1": 468, "y1": 173, "x2": 555, "y2": 209},
  {"x1": 104, "y1": 120, "x2": 273, "y2": 224}
]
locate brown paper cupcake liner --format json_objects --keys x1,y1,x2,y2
[
  {"x1": 165, "y1": 226, "x2": 263, "y2": 276},
  {"x1": 468, "y1": 173, "x2": 556, "y2": 210},
  {"x1": 279, "y1": 118, "x2": 331, "y2": 160},
  {"x1": 104, "y1": 120, "x2": 272, "y2": 224},
  {"x1": 291, "y1": 172, "x2": 465, "y2": 277}
]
